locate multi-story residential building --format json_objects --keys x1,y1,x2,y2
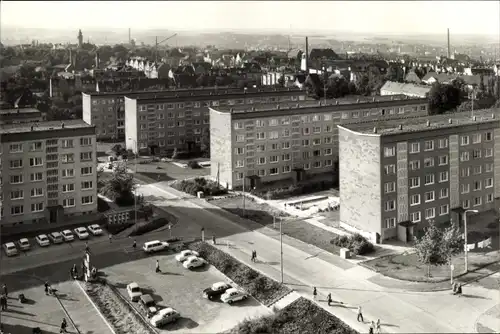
[
  {"x1": 83, "y1": 87, "x2": 306, "y2": 141},
  {"x1": 210, "y1": 96, "x2": 429, "y2": 190},
  {"x1": 338, "y1": 109, "x2": 499, "y2": 243},
  {"x1": 0, "y1": 120, "x2": 98, "y2": 227},
  {"x1": 0, "y1": 108, "x2": 46, "y2": 125},
  {"x1": 124, "y1": 88, "x2": 307, "y2": 155}
]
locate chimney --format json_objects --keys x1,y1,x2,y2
[
  {"x1": 305, "y1": 37, "x2": 309, "y2": 73},
  {"x1": 373, "y1": 127, "x2": 377, "y2": 133},
  {"x1": 447, "y1": 28, "x2": 451, "y2": 59},
  {"x1": 128, "y1": 28, "x2": 131, "y2": 44}
]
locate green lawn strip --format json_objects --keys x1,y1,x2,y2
[{"x1": 225, "y1": 297, "x2": 358, "y2": 334}]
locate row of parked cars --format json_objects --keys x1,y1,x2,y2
[
  {"x1": 124, "y1": 247, "x2": 249, "y2": 328},
  {"x1": 2, "y1": 224, "x2": 104, "y2": 257}
]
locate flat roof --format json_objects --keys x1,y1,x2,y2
[
  {"x1": 339, "y1": 108, "x2": 500, "y2": 135},
  {"x1": 212, "y1": 95, "x2": 427, "y2": 119},
  {"x1": 0, "y1": 119, "x2": 93, "y2": 135},
  {"x1": 0, "y1": 108, "x2": 41, "y2": 115}
]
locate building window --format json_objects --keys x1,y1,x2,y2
[
  {"x1": 409, "y1": 160, "x2": 420, "y2": 170},
  {"x1": 62, "y1": 184, "x2": 75, "y2": 193},
  {"x1": 410, "y1": 211, "x2": 421, "y2": 223},
  {"x1": 424, "y1": 191, "x2": 435, "y2": 202},
  {"x1": 409, "y1": 177, "x2": 420, "y2": 188},
  {"x1": 461, "y1": 183, "x2": 470, "y2": 194},
  {"x1": 9, "y1": 143, "x2": 23, "y2": 153},
  {"x1": 80, "y1": 137, "x2": 92, "y2": 146},
  {"x1": 439, "y1": 171, "x2": 449, "y2": 182},
  {"x1": 460, "y1": 152, "x2": 470, "y2": 162},
  {"x1": 473, "y1": 165, "x2": 482, "y2": 175},
  {"x1": 439, "y1": 138, "x2": 448, "y2": 149},
  {"x1": 10, "y1": 159, "x2": 23, "y2": 169},
  {"x1": 31, "y1": 188, "x2": 43, "y2": 197},
  {"x1": 324, "y1": 148, "x2": 332, "y2": 156},
  {"x1": 324, "y1": 137, "x2": 332, "y2": 144},
  {"x1": 235, "y1": 147, "x2": 244, "y2": 155},
  {"x1": 440, "y1": 204, "x2": 449, "y2": 216},
  {"x1": 486, "y1": 193, "x2": 494, "y2": 203},
  {"x1": 235, "y1": 172, "x2": 243, "y2": 180},
  {"x1": 235, "y1": 160, "x2": 244, "y2": 168},
  {"x1": 424, "y1": 140, "x2": 434, "y2": 151},
  {"x1": 313, "y1": 126, "x2": 321, "y2": 134},
  {"x1": 29, "y1": 142, "x2": 43, "y2": 151},
  {"x1": 313, "y1": 138, "x2": 321, "y2": 145},
  {"x1": 269, "y1": 119, "x2": 279, "y2": 126},
  {"x1": 10, "y1": 175, "x2": 23, "y2": 184},
  {"x1": 256, "y1": 132, "x2": 266, "y2": 140},
  {"x1": 234, "y1": 122, "x2": 243, "y2": 129},
  {"x1": 409, "y1": 142, "x2": 420, "y2": 154},
  {"x1": 257, "y1": 145, "x2": 266, "y2": 152},
  {"x1": 485, "y1": 132, "x2": 493, "y2": 141},
  {"x1": 236, "y1": 135, "x2": 245, "y2": 142},
  {"x1": 325, "y1": 159, "x2": 333, "y2": 166},
  {"x1": 303, "y1": 163, "x2": 310, "y2": 170},
  {"x1": 461, "y1": 167, "x2": 471, "y2": 177},
  {"x1": 62, "y1": 169, "x2": 74, "y2": 178},
  {"x1": 81, "y1": 167, "x2": 93, "y2": 176},
  {"x1": 11, "y1": 205, "x2": 24, "y2": 215},
  {"x1": 439, "y1": 188, "x2": 449, "y2": 199},
  {"x1": 61, "y1": 139, "x2": 74, "y2": 148},
  {"x1": 256, "y1": 120, "x2": 265, "y2": 127},
  {"x1": 269, "y1": 131, "x2": 279, "y2": 139},
  {"x1": 485, "y1": 178, "x2": 493, "y2": 188},
  {"x1": 63, "y1": 198, "x2": 75, "y2": 208},
  {"x1": 313, "y1": 161, "x2": 322, "y2": 168},
  {"x1": 473, "y1": 197, "x2": 482, "y2": 207},
  {"x1": 10, "y1": 190, "x2": 24, "y2": 200},
  {"x1": 384, "y1": 146, "x2": 396, "y2": 157},
  {"x1": 62, "y1": 154, "x2": 75, "y2": 163},
  {"x1": 485, "y1": 148, "x2": 493, "y2": 157},
  {"x1": 424, "y1": 157, "x2": 434, "y2": 168},
  {"x1": 269, "y1": 155, "x2": 279, "y2": 163},
  {"x1": 281, "y1": 117, "x2": 291, "y2": 125},
  {"x1": 384, "y1": 164, "x2": 396, "y2": 175},
  {"x1": 485, "y1": 163, "x2": 494, "y2": 172},
  {"x1": 424, "y1": 174, "x2": 435, "y2": 185},
  {"x1": 82, "y1": 196, "x2": 94, "y2": 205},
  {"x1": 410, "y1": 194, "x2": 420, "y2": 206},
  {"x1": 384, "y1": 218, "x2": 396, "y2": 229},
  {"x1": 473, "y1": 180, "x2": 482, "y2": 191},
  {"x1": 438, "y1": 155, "x2": 448, "y2": 166},
  {"x1": 384, "y1": 200, "x2": 396, "y2": 212},
  {"x1": 282, "y1": 129, "x2": 291, "y2": 137},
  {"x1": 269, "y1": 167, "x2": 279, "y2": 175},
  {"x1": 30, "y1": 173, "x2": 43, "y2": 182},
  {"x1": 257, "y1": 169, "x2": 266, "y2": 176},
  {"x1": 282, "y1": 153, "x2": 291, "y2": 161},
  {"x1": 384, "y1": 182, "x2": 396, "y2": 193},
  {"x1": 282, "y1": 142, "x2": 290, "y2": 149},
  {"x1": 425, "y1": 207, "x2": 436, "y2": 219},
  {"x1": 80, "y1": 152, "x2": 93, "y2": 161},
  {"x1": 472, "y1": 149, "x2": 481, "y2": 159},
  {"x1": 472, "y1": 133, "x2": 481, "y2": 144},
  {"x1": 461, "y1": 135, "x2": 469, "y2": 146},
  {"x1": 31, "y1": 202, "x2": 44, "y2": 213},
  {"x1": 82, "y1": 181, "x2": 93, "y2": 190},
  {"x1": 282, "y1": 165, "x2": 291, "y2": 173},
  {"x1": 257, "y1": 157, "x2": 266, "y2": 165},
  {"x1": 302, "y1": 127, "x2": 310, "y2": 135}
]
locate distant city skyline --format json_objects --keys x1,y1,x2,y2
[{"x1": 1, "y1": 1, "x2": 499, "y2": 37}]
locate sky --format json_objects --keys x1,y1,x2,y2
[{"x1": 1, "y1": 1, "x2": 499, "y2": 36}]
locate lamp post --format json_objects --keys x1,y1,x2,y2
[
  {"x1": 280, "y1": 216, "x2": 284, "y2": 284},
  {"x1": 128, "y1": 138, "x2": 138, "y2": 227},
  {"x1": 463, "y1": 209, "x2": 478, "y2": 273}
]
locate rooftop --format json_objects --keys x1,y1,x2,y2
[
  {"x1": 0, "y1": 108, "x2": 41, "y2": 115},
  {"x1": 0, "y1": 119, "x2": 93, "y2": 135},
  {"x1": 339, "y1": 108, "x2": 500, "y2": 136}
]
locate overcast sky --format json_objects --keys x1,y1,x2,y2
[{"x1": 1, "y1": 1, "x2": 498, "y2": 36}]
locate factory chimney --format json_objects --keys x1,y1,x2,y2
[
  {"x1": 128, "y1": 28, "x2": 131, "y2": 44},
  {"x1": 447, "y1": 28, "x2": 451, "y2": 59},
  {"x1": 305, "y1": 36, "x2": 309, "y2": 73}
]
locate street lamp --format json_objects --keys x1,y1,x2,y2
[
  {"x1": 463, "y1": 209, "x2": 478, "y2": 273},
  {"x1": 280, "y1": 216, "x2": 284, "y2": 284},
  {"x1": 235, "y1": 171, "x2": 246, "y2": 217},
  {"x1": 128, "y1": 137, "x2": 138, "y2": 227}
]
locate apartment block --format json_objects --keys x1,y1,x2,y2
[
  {"x1": 338, "y1": 109, "x2": 499, "y2": 243},
  {"x1": 124, "y1": 88, "x2": 307, "y2": 155},
  {"x1": 83, "y1": 87, "x2": 305, "y2": 141},
  {"x1": 0, "y1": 120, "x2": 98, "y2": 227},
  {"x1": 210, "y1": 96, "x2": 429, "y2": 190}
]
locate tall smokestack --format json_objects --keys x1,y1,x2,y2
[
  {"x1": 447, "y1": 28, "x2": 451, "y2": 58},
  {"x1": 129, "y1": 28, "x2": 131, "y2": 44},
  {"x1": 305, "y1": 36, "x2": 309, "y2": 73}
]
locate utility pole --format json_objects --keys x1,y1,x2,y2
[
  {"x1": 242, "y1": 171, "x2": 246, "y2": 217},
  {"x1": 280, "y1": 217, "x2": 284, "y2": 284}
]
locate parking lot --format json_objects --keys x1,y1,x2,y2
[{"x1": 106, "y1": 252, "x2": 272, "y2": 333}]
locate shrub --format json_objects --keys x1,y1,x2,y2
[
  {"x1": 129, "y1": 218, "x2": 170, "y2": 236},
  {"x1": 190, "y1": 242, "x2": 290, "y2": 305},
  {"x1": 331, "y1": 233, "x2": 374, "y2": 255},
  {"x1": 105, "y1": 222, "x2": 134, "y2": 235},
  {"x1": 187, "y1": 160, "x2": 202, "y2": 169},
  {"x1": 97, "y1": 197, "x2": 111, "y2": 212},
  {"x1": 173, "y1": 178, "x2": 228, "y2": 196}
]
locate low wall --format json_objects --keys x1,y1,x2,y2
[{"x1": 339, "y1": 221, "x2": 378, "y2": 244}]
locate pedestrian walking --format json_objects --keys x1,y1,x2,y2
[
  {"x1": 60, "y1": 318, "x2": 68, "y2": 333},
  {"x1": 109, "y1": 234, "x2": 112, "y2": 243},
  {"x1": 212, "y1": 235, "x2": 216, "y2": 245},
  {"x1": 0, "y1": 294, "x2": 6, "y2": 311},
  {"x1": 2, "y1": 284, "x2": 7, "y2": 297},
  {"x1": 250, "y1": 250, "x2": 255, "y2": 262},
  {"x1": 155, "y1": 260, "x2": 161, "y2": 273},
  {"x1": 376, "y1": 319, "x2": 381, "y2": 333},
  {"x1": 254, "y1": 250, "x2": 258, "y2": 262},
  {"x1": 313, "y1": 287, "x2": 317, "y2": 300},
  {"x1": 327, "y1": 293, "x2": 332, "y2": 306},
  {"x1": 357, "y1": 306, "x2": 364, "y2": 322},
  {"x1": 44, "y1": 282, "x2": 49, "y2": 295},
  {"x1": 133, "y1": 240, "x2": 137, "y2": 249},
  {"x1": 369, "y1": 321, "x2": 375, "y2": 334}
]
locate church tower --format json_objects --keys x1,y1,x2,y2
[{"x1": 78, "y1": 29, "x2": 83, "y2": 48}]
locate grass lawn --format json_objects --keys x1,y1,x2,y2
[
  {"x1": 362, "y1": 247, "x2": 500, "y2": 283},
  {"x1": 211, "y1": 196, "x2": 342, "y2": 256},
  {"x1": 137, "y1": 172, "x2": 174, "y2": 182}
]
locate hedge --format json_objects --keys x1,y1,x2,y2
[
  {"x1": 172, "y1": 177, "x2": 227, "y2": 196},
  {"x1": 105, "y1": 222, "x2": 134, "y2": 235},
  {"x1": 331, "y1": 233, "x2": 375, "y2": 255},
  {"x1": 251, "y1": 180, "x2": 335, "y2": 200},
  {"x1": 128, "y1": 218, "x2": 170, "y2": 236},
  {"x1": 227, "y1": 297, "x2": 358, "y2": 334},
  {"x1": 190, "y1": 241, "x2": 290, "y2": 305}
]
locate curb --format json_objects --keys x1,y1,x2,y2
[{"x1": 75, "y1": 280, "x2": 117, "y2": 334}]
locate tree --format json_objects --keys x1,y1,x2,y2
[
  {"x1": 200, "y1": 130, "x2": 210, "y2": 158},
  {"x1": 325, "y1": 76, "x2": 349, "y2": 98},
  {"x1": 428, "y1": 82, "x2": 461, "y2": 115},
  {"x1": 441, "y1": 224, "x2": 465, "y2": 266},
  {"x1": 479, "y1": 74, "x2": 486, "y2": 93},
  {"x1": 355, "y1": 66, "x2": 385, "y2": 96},
  {"x1": 100, "y1": 164, "x2": 136, "y2": 206},
  {"x1": 414, "y1": 221, "x2": 448, "y2": 277}
]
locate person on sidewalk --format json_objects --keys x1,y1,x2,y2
[
  {"x1": 313, "y1": 287, "x2": 317, "y2": 300},
  {"x1": 369, "y1": 321, "x2": 375, "y2": 334},
  {"x1": 109, "y1": 235, "x2": 112, "y2": 243},
  {"x1": 133, "y1": 240, "x2": 137, "y2": 249},
  {"x1": 60, "y1": 318, "x2": 67, "y2": 333},
  {"x1": 327, "y1": 293, "x2": 332, "y2": 306},
  {"x1": 251, "y1": 250, "x2": 255, "y2": 262},
  {"x1": 155, "y1": 260, "x2": 161, "y2": 273},
  {"x1": 357, "y1": 306, "x2": 364, "y2": 322},
  {"x1": 254, "y1": 250, "x2": 258, "y2": 262},
  {"x1": 375, "y1": 319, "x2": 381, "y2": 333},
  {"x1": 0, "y1": 294, "x2": 6, "y2": 311},
  {"x1": 44, "y1": 282, "x2": 49, "y2": 295},
  {"x1": 2, "y1": 285, "x2": 7, "y2": 298},
  {"x1": 213, "y1": 236, "x2": 216, "y2": 245}
]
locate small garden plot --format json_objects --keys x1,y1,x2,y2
[
  {"x1": 190, "y1": 242, "x2": 290, "y2": 306},
  {"x1": 84, "y1": 281, "x2": 154, "y2": 334},
  {"x1": 226, "y1": 297, "x2": 358, "y2": 334}
]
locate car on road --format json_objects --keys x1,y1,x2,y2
[
  {"x1": 143, "y1": 240, "x2": 169, "y2": 253},
  {"x1": 203, "y1": 282, "x2": 232, "y2": 300},
  {"x1": 182, "y1": 256, "x2": 206, "y2": 269},
  {"x1": 61, "y1": 230, "x2": 75, "y2": 242},
  {"x1": 18, "y1": 238, "x2": 31, "y2": 251},
  {"x1": 220, "y1": 288, "x2": 248, "y2": 304},
  {"x1": 126, "y1": 282, "x2": 142, "y2": 302},
  {"x1": 150, "y1": 308, "x2": 180, "y2": 328},
  {"x1": 175, "y1": 249, "x2": 200, "y2": 262},
  {"x1": 74, "y1": 227, "x2": 89, "y2": 240},
  {"x1": 3, "y1": 242, "x2": 18, "y2": 257},
  {"x1": 35, "y1": 234, "x2": 50, "y2": 247},
  {"x1": 139, "y1": 294, "x2": 158, "y2": 318},
  {"x1": 48, "y1": 232, "x2": 63, "y2": 244},
  {"x1": 87, "y1": 224, "x2": 103, "y2": 236}
]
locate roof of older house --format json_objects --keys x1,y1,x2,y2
[
  {"x1": 380, "y1": 81, "x2": 431, "y2": 96},
  {"x1": 0, "y1": 119, "x2": 93, "y2": 135},
  {"x1": 339, "y1": 108, "x2": 499, "y2": 136},
  {"x1": 0, "y1": 108, "x2": 41, "y2": 115}
]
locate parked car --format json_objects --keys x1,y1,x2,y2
[
  {"x1": 220, "y1": 288, "x2": 248, "y2": 304},
  {"x1": 126, "y1": 282, "x2": 142, "y2": 302},
  {"x1": 74, "y1": 227, "x2": 89, "y2": 240},
  {"x1": 182, "y1": 256, "x2": 206, "y2": 269},
  {"x1": 87, "y1": 224, "x2": 103, "y2": 236},
  {"x1": 35, "y1": 234, "x2": 50, "y2": 247},
  {"x1": 143, "y1": 240, "x2": 169, "y2": 253},
  {"x1": 139, "y1": 294, "x2": 158, "y2": 318},
  {"x1": 175, "y1": 250, "x2": 200, "y2": 262},
  {"x1": 150, "y1": 308, "x2": 180, "y2": 328},
  {"x1": 18, "y1": 238, "x2": 31, "y2": 251},
  {"x1": 3, "y1": 242, "x2": 18, "y2": 257},
  {"x1": 203, "y1": 282, "x2": 232, "y2": 300},
  {"x1": 61, "y1": 230, "x2": 75, "y2": 242},
  {"x1": 48, "y1": 232, "x2": 63, "y2": 244}
]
